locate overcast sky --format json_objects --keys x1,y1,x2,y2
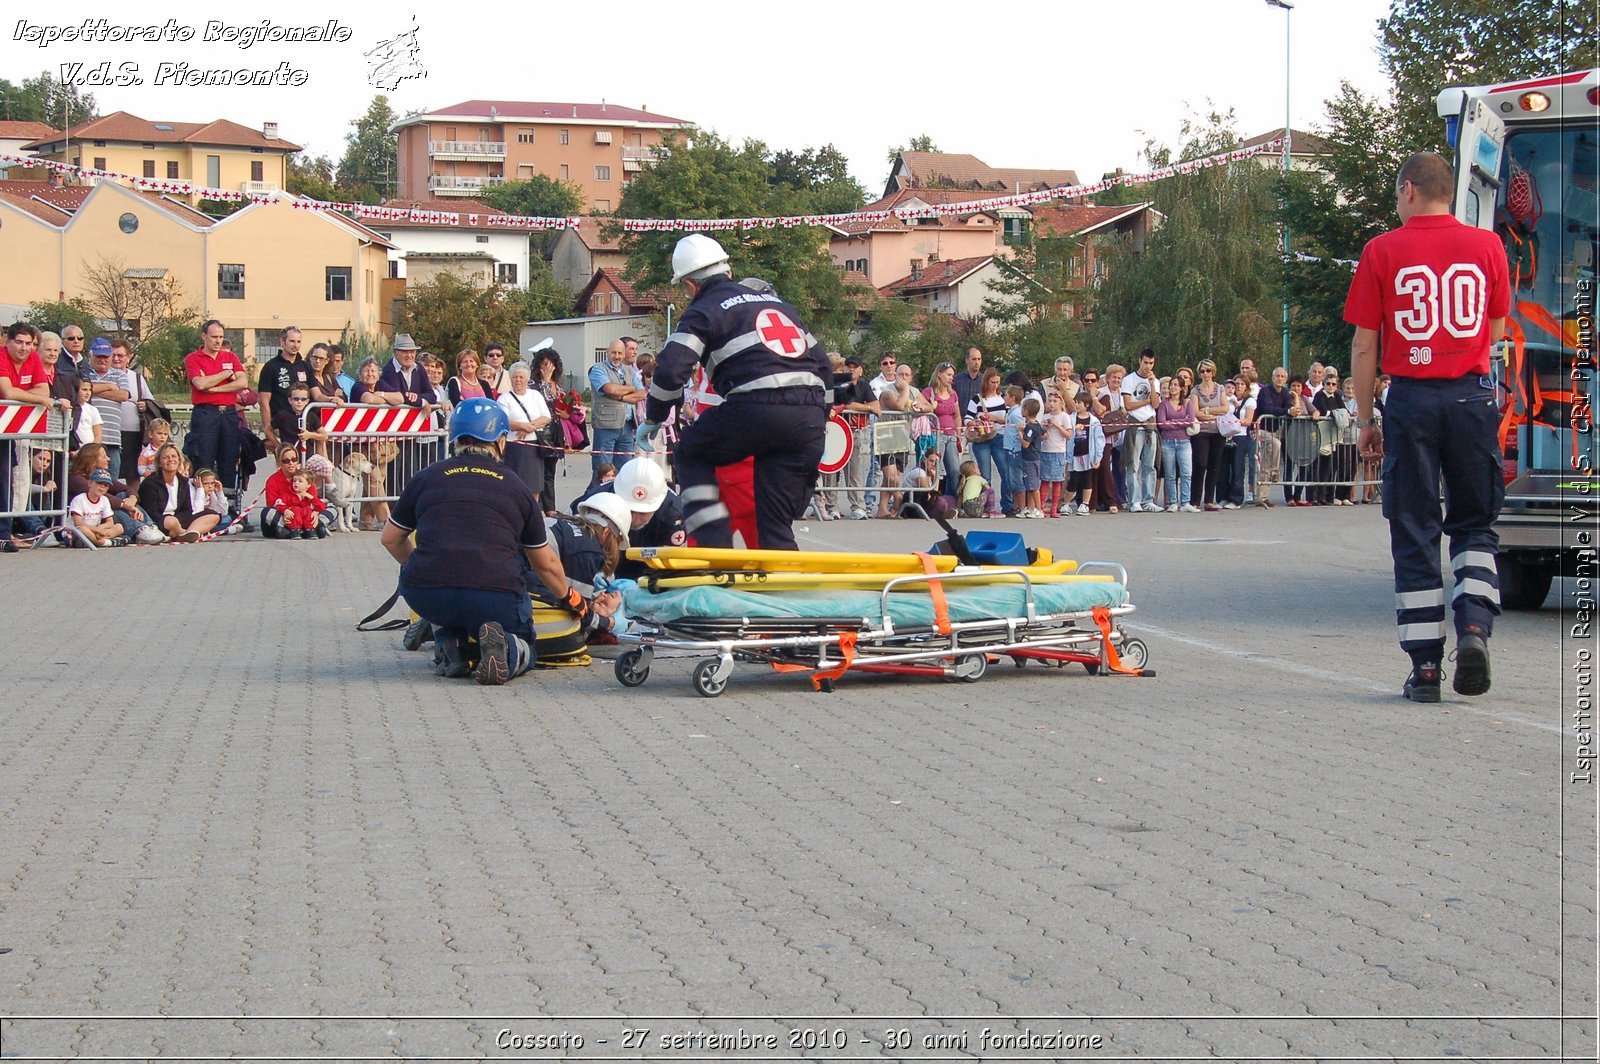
[{"x1": 6, "y1": 0, "x2": 1396, "y2": 198}]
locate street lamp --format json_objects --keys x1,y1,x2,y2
[{"x1": 1266, "y1": 0, "x2": 1292, "y2": 371}]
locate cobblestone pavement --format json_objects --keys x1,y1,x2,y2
[{"x1": 1, "y1": 466, "x2": 1594, "y2": 1061}]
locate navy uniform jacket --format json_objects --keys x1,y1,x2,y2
[
  {"x1": 569, "y1": 480, "x2": 687, "y2": 580},
  {"x1": 645, "y1": 275, "x2": 830, "y2": 424}
]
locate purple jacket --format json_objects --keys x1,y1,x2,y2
[{"x1": 377, "y1": 359, "x2": 437, "y2": 408}]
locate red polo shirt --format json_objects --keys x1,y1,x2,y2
[
  {"x1": 1, "y1": 349, "x2": 47, "y2": 395},
  {"x1": 185, "y1": 348, "x2": 246, "y2": 405}
]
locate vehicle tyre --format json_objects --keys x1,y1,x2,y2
[{"x1": 1499, "y1": 553, "x2": 1554, "y2": 611}]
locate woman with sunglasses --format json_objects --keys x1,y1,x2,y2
[
  {"x1": 1187, "y1": 359, "x2": 1229, "y2": 510},
  {"x1": 922, "y1": 361, "x2": 963, "y2": 495}
]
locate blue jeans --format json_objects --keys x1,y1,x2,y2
[
  {"x1": 401, "y1": 582, "x2": 535, "y2": 677},
  {"x1": 590, "y1": 424, "x2": 629, "y2": 480},
  {"x1": 187, "y1": 405, "x2": 239, "y2": 490},
  {"x1": 1160, "y1": 437, "x2": 1192, "y2": 507},
  {"x1": 999, "y1": 449, "x2": 1020, "y2": 511},
  {"x1": 1125, "y1": 423, "x2": 1158, "y2": 508},
  {"x1": 935, "y1": 432, "x2": 960, "y2": 495}
]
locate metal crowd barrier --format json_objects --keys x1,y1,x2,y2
[
  {"x1": 1, "y1": 401, "x2": 73, "y2": 543},
  {"x1": 1252, "y1": 414, "x2": 1379, "y2": 504},
  {"x1": 300, "y1": 403, "x2": 449, "y2": 526}
]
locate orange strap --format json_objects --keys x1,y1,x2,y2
[
  {"x1": 809, "y1": 631, "x2": 857, "y2": 691},
  {"x1": 914, "y1": 551, "x2": 953, "y2": 636},
  {"x1": 1091, "y1": 607, "x2": 1142, "y2": 676}
]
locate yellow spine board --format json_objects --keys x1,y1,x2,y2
[
  {"x1": 641, "y1": 570, "x2": 1108, "y2": 593},
  {"x1": 627, "y1": 545, "x2": 1077, "y2": 575}
]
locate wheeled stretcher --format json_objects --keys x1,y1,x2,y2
[{"x1": 613, "y1": 554, "x2": 1151, "y2": 698}]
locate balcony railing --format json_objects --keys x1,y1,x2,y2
[
  {"x1": 620, "y1": 145, "x2": 661, "y2": 163},
  {"x1": 241, "y1": 181, "x2": 279, "y2": 194},
  {"x1": 428, "y1": 140, "x2": 506, "y2": 161},
  {"x1": 428, "y1": 175, "x2": 508, "y2": 194}
]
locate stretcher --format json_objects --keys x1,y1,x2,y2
[{"x1": 613, "y1": 551, "x2": 1151, "y2": 698}]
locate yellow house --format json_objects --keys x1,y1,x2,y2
[
  {"x1": 0, "y1": 179, "x2": 392, "y2": 363},
  {"x1": 23, "y1": 111, "x2": 299, "y2": 207}
]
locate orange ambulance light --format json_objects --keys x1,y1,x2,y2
[{"x1": 1518, "y1": 91, "x2": 1551, "y2": 112}]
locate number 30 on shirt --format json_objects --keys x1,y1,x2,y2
[{"x1": 1392, "y1": 264, "x2": 1488, "y2": 364}]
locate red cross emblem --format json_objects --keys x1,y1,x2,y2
[{"x1": 756, "y1": 309, "x2": 806, "y2": 358}]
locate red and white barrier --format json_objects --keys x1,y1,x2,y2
[
  {"x1": 319, "y1": 406, "x2": 438, "y2": 435},
  {"x1": 0, "y1": 404, "x2": 50, "y2": 435}
]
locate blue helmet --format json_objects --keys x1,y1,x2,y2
[{"x1": 448, "y1": 397, "x2": 510, "y2": 445}]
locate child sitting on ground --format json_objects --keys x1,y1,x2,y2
[
  {"x1": 70, "y1": 469, "x2": 125, "y2": 547},
  {"x1": 956, "y1": 459, "x2": 997, "y2": 519},
  {"x1": 189, "y1": 467, "x2": 234, "y2": 535},
  {"x1": 16, "y1": 448, "x2": 57, "y2": 538},
  {"x1": 274, "y1": 470, "x2": 329, "y2": 539}
]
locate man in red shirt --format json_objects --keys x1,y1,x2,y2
[
  {"x1": 1347, "y1": 151, "x2": 1510, "y2": 702},
  {"x1": 1, "y1": 322, "x2": 50, "y2": 551},
  {"x1": 184, "y1": 319, "x2": 250, "y2": 494}
]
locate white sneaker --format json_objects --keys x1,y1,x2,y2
[
  {"x1": 849, "y1": 507, "x2": 868, "y2": 520},
  {"x1": 1077, "y1": 503, "x2": 1090, "y2": 515},
  {"x1": 1222, "y1": 501, "x2": 1240, "y2": 509},
  {"x1": 1166, "y1": 503, "x2": 1179, "y2": 513},
  {"x1": 1180, "y1": 503, "x2": 1201, "y2": 512},
  {"x1": 135, "y1": 525, "x2": 164, "y2": 544}
]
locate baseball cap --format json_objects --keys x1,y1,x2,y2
[
  {"x1": 235, "y1": 387, "x2": 259, "y2": 406},
  {"x1": 843, "y1": 356, "x2": 864, "y2": 369},
  {"x1": 89, "y1": 338, "x2": 112, "y2": 357},
  {"x1": 89, "y1": 469, "x2": 114, "y2": 484}
]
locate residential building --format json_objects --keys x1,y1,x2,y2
[
  {"x1": 1239, "y1": 128, "x2": 1333, "y2": 174},
  {"x1": 573, "y1": 267, "x2": 669, "y2": 318},
  {"x1": 0, "y1": 121, "x2": 61, "y2": 178},
  {"x1": 550, "y1": 218, "x2": 628, "y2": 293},
  {"x1": 828, "y1": 188, "x2": 1014, "y2": 290},
  {"x1": 369, "y1": 199, "x2": 530, "y2": 288},
  {"x1": 23, "y1": 112, "x2": 300, "y2": 206},
  {"x1": 1025, "y1": 201, "x2": 1159, "y2": 320},
  {"x1": 391, "y1": 100, "x2": 693, "y2": 210},
  {"x1": 883, "y1": 151, "x2": 1080, "y2": 199},
  {"x1": 878, "y1": 255, "x2": 1005, "y2": 318},
  {"x1": 0, "y1": 180, "x2": 391, "y2": 366}
]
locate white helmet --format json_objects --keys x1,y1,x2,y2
[
  {"x1": 613, "y1": 457, "x2": 668, "y2": 512},
  {"x1": 671, "y1": 234, "x2": 731, "y2": 284},
  {"x1": 577, "y1": 492, "x2": 632, "y2": 543}
]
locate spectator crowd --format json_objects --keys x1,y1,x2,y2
[{"x1": 3, "y1": 318, "x2": 1383, "y2": 556}]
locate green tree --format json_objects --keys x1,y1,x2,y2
[
  {"x1": 336, "y1": 95, "x2": 398, "y2": 203},
  {"x1": 1379, "y1": 0, "x2": 1599, "y2": 151},
  {"x1": 1086, "y1": 112, "x2": 1280, "y2": 373},
  {"x1": 770, "y1": 144, "x2": 866, "y2": 215},
  {"x1": 614, "y1": 131, "x2": 855, "y2": 349},
  {"x1": 515, "y1": 257, "x2": 585, "y2": 324},
  {"x1": 287, "y1": 153, "x2": 339, "y2": 202},
  {"x1": 24, "y1": 297, "x2": 100, "y2": 339},
  {"x1": 483, "y1": 175, "x2": 586, "y2": 219},
  {"x1": 0, "y1": 72, "x2": 95, "y2": 126},
  {"x1": 1281, "y1": 81, "x2": 1407, "y2": 366},
  {"x1": 398, "y1": 272, "x2": 524, "y2": 359},
  {"x1": 885, "y1": 134, "x2": 939, "y2": 165}
]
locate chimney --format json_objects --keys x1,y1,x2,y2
[
  {"x1": 572, "y1": 105, "x2": 578, "y2": 118},
  {"x1": 262, "y1": 121, "x2": 279, "y2": 140},
  {"x1": 601, "y1": 99, "x2": 607, "y2": 113},
  {"x1": 928, "y1": 251, "x2": 940, "y2": 264},
  {"x1": 910, "y1": 258, "x2": 924, "y2": 281}
]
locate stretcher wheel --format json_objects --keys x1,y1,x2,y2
[
  {"x1": 615, "y1": 650, "x2": 650, "y2": 687},
  {"x1": 1011, "y1": 655, "x2": 1028, "y2": 669},
  {"x1": 952, "y1": 653, "x2": 987, "y2": 682},
  {"x1": 692, "y1": 658, "x2": 728, "y2": 698},
  {"x1": 1118, "y1": 638, "x2": 1149, "y2": 672}
]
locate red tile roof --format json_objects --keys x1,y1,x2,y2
[
  {"x1": 0, "y1": 180, "x2": 92, "y2": 224},
  {"x1": 1030, "y1": 202, "x2": 1153, "y2": 238},
  {"x1": 840, "y1": 269, "x2": 876, "y2": 311},
  {"x1": 405, "y1": 100, "x2": 692, "y2": 127},
  {"x1": 828, "y1": 188, "x2": 1005, "y2": 237},
  {"x1": 23, "y1": 111, "x2": 301, "y2": 152},
  {"x1": 0, "y1": 121, "x2": 61, "y2": 141},
  {"x1": 879, "y1": 255, "x2": 995, "y2": 295},
  {"x1": 1239, "y1": 128, "x2": 1331, "y2": 155},
  {"x1": 573, "y1": 217, "x2": 624, "y2": 250},
  {"x1": 893, "y1": 152, "x2": 1079, "y2": 192},
  {"x1": 575, "y1": 267, "x2": 668, "y2": 314}
]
